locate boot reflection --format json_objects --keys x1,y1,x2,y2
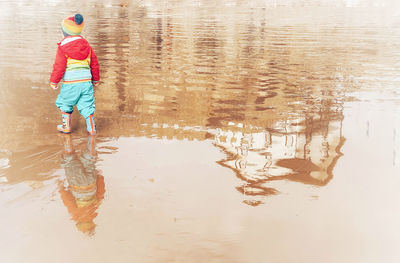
[{"x1": 58, "y1": 134, "x2": 105, "y2": 236}]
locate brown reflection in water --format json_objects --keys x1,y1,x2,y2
[
  {"x1": 0, "y1": 145, "x2": 59, "y2": 188},
  {"x1": 2, "y1": 0, "x2": 395, "y2": 208},
  {"x1": 58, "y1": 135, "x2": 105, "y2": 236},
  {"x1": 215, "y1": 100, "x2": 345, "y2": 206},
  {"x1": 0, "y1": 135, "x2": 61, "y2": 187}
]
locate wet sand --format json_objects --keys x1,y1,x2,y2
[{"x1": 1, "y1": 0, "x2": 400, "y2": 262}]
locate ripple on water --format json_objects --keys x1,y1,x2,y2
[{"x1": 1, "y1": 2, "x2": 400, "y2": 260}]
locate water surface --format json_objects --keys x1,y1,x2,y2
[{"x1": 1, "y1": 0, "x2": 400, "y2": 262}]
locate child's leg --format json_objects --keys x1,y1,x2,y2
[
  {"x1": 56, "y1": 84, "x2": 81, "y2": 133},
  {"x1": 56, "y1": 84, "x2": 81, "y2": 113},
  {"x1": 76, "y1": 82, "x2": 96, "y2": 135}
]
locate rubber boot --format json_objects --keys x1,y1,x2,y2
[
  {"x1": 57, "y1": 112, "x2": 71, "y2": 133},
  {"x1": 86, "y1": 114, "x2": 96, "y2": 135}
]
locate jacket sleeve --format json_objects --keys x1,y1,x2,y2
[
  {"x1": 50, "y1": 45, "x2": 67, "y2": 84},
  {"x1": 90, "y1": 47, "x2": 100, "y2": 82}
]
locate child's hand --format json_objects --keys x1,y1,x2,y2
[{"x1": 50, "y1": 83, "x2": 58, "y2": 90}]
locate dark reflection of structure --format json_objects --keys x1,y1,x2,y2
[
  {"x1": 114, "y1": 6, "x2": 129, "y2": 112},
  {"x1": 215, "y1": 100, "x2": 345, "y2": 206},
  {"x1": 58, "y1": 135, "x2": 105, "y2": 236}
]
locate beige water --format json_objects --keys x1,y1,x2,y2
[{"x1": 1, "y1": 0, "x2": 400, "y2": 262}]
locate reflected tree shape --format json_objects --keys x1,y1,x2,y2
[{"x1": 215, "y1": 103, "x2": 345, "y2": 206}]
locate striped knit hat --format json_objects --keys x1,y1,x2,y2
[{"x1": 62, "y1": 14, "x2": 84, "y2": 36}]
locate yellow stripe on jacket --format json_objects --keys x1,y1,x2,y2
[{"x1": 62, "y1": 54, "x2": 92, "y2": 82}]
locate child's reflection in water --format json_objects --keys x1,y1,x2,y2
[{"x1": 58, "y1": 135, "x2": 105, "y2": 236}]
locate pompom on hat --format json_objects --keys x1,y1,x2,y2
[{"x1": 62, "y1": 14, "x2": 84, "y2": 36}]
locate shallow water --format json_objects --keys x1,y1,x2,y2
[{"x1": 1, "y1": 0, "x2": 400, "y2": 262}]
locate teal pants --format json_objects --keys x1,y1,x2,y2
[{"x1": 56, "y1": 82, "x2": 95, "y2": 119}]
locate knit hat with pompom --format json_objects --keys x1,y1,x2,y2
[{"x1": 62, "y1": 14, "x2": 84, "y2": 36}]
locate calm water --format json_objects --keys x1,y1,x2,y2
[{"x1": 1, "y1": 0, "x2": 400, "y2": 262}]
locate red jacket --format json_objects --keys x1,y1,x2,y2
[{"x1": 50, "y1": 36, "x2": 100, "y2": 85}]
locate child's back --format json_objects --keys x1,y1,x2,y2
[{"x1": 50, "y1": 14, "x2": 99, "y2": 135}]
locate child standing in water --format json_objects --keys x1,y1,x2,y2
[{"x1": 50, "y1": 14, "x2": 99, "y2": 135}]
